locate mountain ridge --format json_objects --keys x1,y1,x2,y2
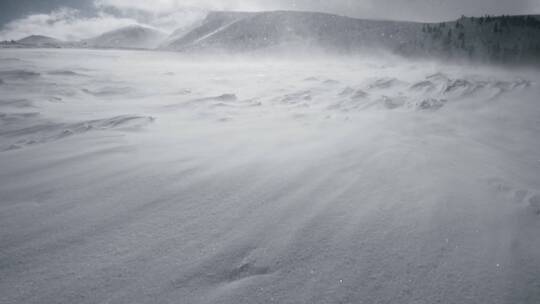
[
  {"x1": 2, "y1": 11, "x2": 539, "y2": 65},
  {"x1": 161, "y1": 11, "x2": 540, "y2": 65},
  {"x1": 82, "y1": 25, "x2": 167, "y2": 49}
]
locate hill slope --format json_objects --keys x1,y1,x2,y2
[
  {"x1": 16, "y1": 35, "x2": 64, "y2": 48},
  {"x1": 164, "y1": 11, "x2": 540, "y2": 65},
  {"x1": 84, "y1": 25, "x2": 167, "y2": 49},
  {"x1": 164, "y1": 11, "x2": 420, "y2": 53},
  {"x1": 2, "y1": 11, "x2": 539, "y2": 65},
  {"x1": 401, "y1": 15, "x2": 540, "y2": 64}
]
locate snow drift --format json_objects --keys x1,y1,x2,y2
[{"x1": 0, "y1": 49, "x2": 539, "y2": 304}]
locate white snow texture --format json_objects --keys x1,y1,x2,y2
[{"x1": 0, "y1": 49, "x2": 540, "y2": 304}]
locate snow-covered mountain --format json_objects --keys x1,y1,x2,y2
[
  {"x1": 0, "y1": 35, "x2": 78, "y2": 49},
  {"x1": 162, "y1": 11, "x2": 420, "y2": 53},
  {"x1": 83, "y1": 25, "x2": 167, "y2": 50},
  {"x1": 17, "y1": 35, "x2": 64, "y2": 47},
  {"x1": 2, "y1": 11, "x2": 539, "y2": 65},
  {"x1": 164, "y1": 11, "x2": 257, "y2": 50},
  {"x1": 162, "y1": 11, "x2": 540, "y2": 65}
]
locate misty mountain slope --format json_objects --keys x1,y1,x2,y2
[
  {"x1": 160, "y1": 18, "x2": 207, "y2": 48},
  {"x1": 1, "y1": 49, "x2": 540, "y2": 304},
  {"x1": 163, "y1": 11, "x2": 540, "y2": 65},
  {"x1": 2, "y1": 11, "x2": 539, "y2": 65},
  {"x1": 165, "y1": 11, "x2": 257, "y2": 50},
  {"x1": 165, "y1": 11, "x2": 422, "y2": 52},
  {"x1": 0, "y1": 35, "x2": 66, "y2": 48},
  {"x1": 84, "y1": 25, "x2": 167, "y2": 49},
  {"x1": 17, "y1": 35, "x2": 64, "y2": 48}
]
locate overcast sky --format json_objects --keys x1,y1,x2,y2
[{"x1": 1, "y1": 0, "x2": 539, "y2": 40}]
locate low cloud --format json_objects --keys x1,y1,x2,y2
[
  {"x1": 0, "y1": 8, "x2": 141, "y2": 41},
  {"x1": 0, "y1": 1, "x2": 208, "y2": 41}
]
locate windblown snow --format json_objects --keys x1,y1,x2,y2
[{"x1": 1, "y1": 49, "x2": 539, "y2": 304}]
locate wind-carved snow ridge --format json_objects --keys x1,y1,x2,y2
[
  {"x1": 0, "y1": 113, "x2": 154, "y2": 151},
  {"x1": 0, "y1": 70, "x2": 41, "y2": 80},
  {"x1": 161, "y1": 70, "x2": 532, "y2": 121}
]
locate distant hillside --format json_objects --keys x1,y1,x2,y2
[
  {"x1": 0, "y1": 35, "x2": 70, "y2": 48},
  {"x1": 83, "y1": 25, "x2": 167, "y2": 49},
  {"x1": 164, "y1": 12, "x2": 257, "y2": 50},
  {"x1": 2, "y1": 11, "x2": 539, "y2": 65},
  {"x1": 400, "y1": 15, "x2": 540, "y2": 65},
  {"x1": 17, "y1": 35, "x2": 64, "y2": 47},
  {"x1": 162, "y1": 11, "x2": 421, "y2": 53},
  {"x1": 163, "y1": 11, "x2": 540, "y2": 65}
]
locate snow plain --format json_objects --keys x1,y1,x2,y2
[{"x1": 1, "y1": 49, "x2": 540, "y2": 304}]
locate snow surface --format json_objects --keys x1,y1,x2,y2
[{"x1": 1, "y1": 49, "x2": 540, "y2": 304}]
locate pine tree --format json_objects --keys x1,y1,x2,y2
[
  {"x1": 443, "y1": 29, "x2": 452, "y2": 49},
  {"x1": 491, "y1": 42, "x2": 501, "y2": 61},
  {"x1": 468, "y1": 45, "x2": 475, "y2": 58},
  {"x1": 458, "y1": 32, "x2": 465, "y2": 49},
  {"x1": 501, "y1": 16, "x2": 508, "y2": 27}
]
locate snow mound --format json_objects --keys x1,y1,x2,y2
[
  {"x1": 82, "y1": 86, "x2": 134, "y2": 97},
  {"x1": 47, "y1": 70, "x2": 87, "y2": 77}
]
